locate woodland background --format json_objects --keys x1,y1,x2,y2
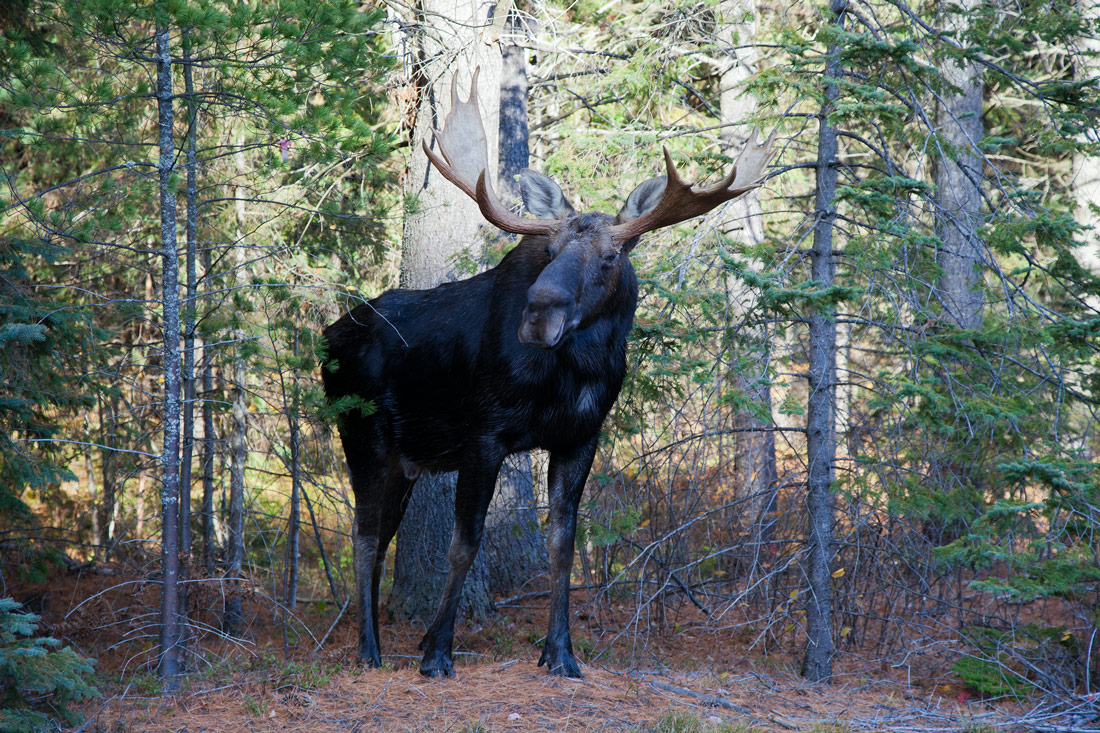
[{"x1": 2, "y1": 0, "x2": 1100, "y2": 729}]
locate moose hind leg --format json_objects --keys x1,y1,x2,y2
[
  {"x1": 418, "y1": 449, "x2": 504, "y2": 678},
  {"x1": 344, "y1": 436, "x2": 395, "y2": 668},
  {"x1": 370, "y1": 467, "x2": 415, "y2": 654},
  {"x1": 540, "y1": 437, "x2": 598, "y2": 678},
  {"x1": 353, "y1": 502, "x2": 384, "y2": 667}
]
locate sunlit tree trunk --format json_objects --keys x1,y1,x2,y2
[
  {"x1": 718, "y1": 0, "x2": 779, "y2": 551},
  {"x1": 1075, "y1": 1, "x2": 1100, "y2": 281},
  {"x1": 933, "y1": 0, "x2": 984, "y2": 330},
  {"x1": 391, "y1": 0, "x2": 504, "y2": 623},
  {"x1": 801, "y1": 0, "x2": 844, "y2": 684}
]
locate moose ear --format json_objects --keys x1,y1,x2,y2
[
  {"x1": 618, "y1": 176, "x2": 667, "y2": 223},
  {"x1": 520, "y1": 170, "x2": 576, "y2": 220}
]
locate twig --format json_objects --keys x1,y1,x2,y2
[{"x1": 316, "y1": 596, "x2": 351, "y2": 651}]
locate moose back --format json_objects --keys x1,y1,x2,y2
[{"x1": 322, "y1": 69, "x2": 773, "y2": 678}]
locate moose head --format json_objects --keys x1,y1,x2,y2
[{"x1": 423, "y1": 67, "x2": 775, "y2": 350}]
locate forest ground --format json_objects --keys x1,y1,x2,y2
[{"x1": 16, "y1": 563, "x2": 1022, "y2": 732}]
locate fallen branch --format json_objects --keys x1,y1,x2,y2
[{"x1": 649, "y1": 680, "x2": 751, "y2": 714}]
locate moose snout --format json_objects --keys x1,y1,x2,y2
[{"x1": 519, "y1": 282, "x2": 574, "y2": 349}]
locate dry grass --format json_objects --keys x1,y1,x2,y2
[{"x1": 9, "y1": 561, "x2": 1022, "y2": 732}]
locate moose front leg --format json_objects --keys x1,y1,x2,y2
[
  {"x1": 540, "y1": 437, "x2": 599, "y2": 678},
  {"x1": 418, "y1": 447, "x2": 505, "y2": 678}
]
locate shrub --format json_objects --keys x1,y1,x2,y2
[{"x1": 0, "y1": 597, "x2": 98, "y2": 732}]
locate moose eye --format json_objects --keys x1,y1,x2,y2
[{"x1": 602, "y1": 253, "x2": 618, "y2": 265}]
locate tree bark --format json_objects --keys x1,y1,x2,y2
[
  {"x1": 224, "y1": 136, "x2": 249, "y2": 637},
  {"x1": 1074, "y1": 0, "x2": 1100, "y2": 282},
  {"x1": 200, "y1": 247, "x2": 216, "y2": 576},
  {"x1": 481, "y1": 7, "x2": 549, "y2": 599},
  {"x1": 391, "y1": 0, "x2": 504, "y2": 624},
  {"x1": 718, "y1": 0, "x2": 779, "y2": 551},
  {"x1": 180, "y1": 27, "x2": 198, "y2": 560},
  {"x1": 155, "y1": 21, "x2": 182, "y2": 689},
  {"x1": 801, "y1": 0, "x2": 844, "y2": 684},
  {"x1": 285, "y1": 334, "x2": 302, "y2": 610},
  {"x1": 933, "y1": 0, "x2": 984, "y2": 330},
  {"x1": 177, "y1": 25, "x2": 198, "y2": 655}
]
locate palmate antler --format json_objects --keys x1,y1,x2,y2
[
  {"x1": 423, "y1": 68, "x2": 776, "y2": 240},
  {"x1": 422, "y1": 68, "x2": 559, "y2": 237},
  {"x1": 607, "y1": 130, "x2": 777, "y2": 242}
]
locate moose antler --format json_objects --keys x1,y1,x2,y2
[
  {"x1": 608, "y1": 129, "x2": 777, "y2": 242},
  {"x1": 422, "y1": 68, "x2": 560, "y2": 237}
]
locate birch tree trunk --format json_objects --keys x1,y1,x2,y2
[
  {"x1": 391, "y1": 0, "x2": 505, "y2": 623},
  {"x1": 718, "y1": 0, "x2": 779, "y2": 551},
  {"x1": 155, "y1": 21, "x2": 183, "y2": 688},
  {"x1": 801, "y1": 0, "x2": 844, "y2": 683},
  {"x1": 933, "y1": 0, "x2": 985, "y2": 330}
]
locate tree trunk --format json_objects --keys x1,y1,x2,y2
[
  {"x1": 801, "y1": 0, "x2": 844, "y2": 684},
  {"x1": 718, "y1": 0, "x2": 779, "y2": 552},
  {"x1": 285, "y1": 333, "x2": 301, "y2": 611},
  {"x1": 933, "y1": 0, "x2": 984, "y2": 330},
  {"x1": 225, "y1": 340, "x2": 246, "y2": 635},
  {"x1": 1074, "y1": 0, "x2": 1100, "y2": 283},
  {"x1": 499, "y1": 17, "x2": 530, "y2": 200},
  {"x1": 177, "y1": 25, "x2": 198, "y2": 653},
  {"x1": 200, "y1": 249, "x2": 216, "y2": 575},
  {"x1": 224, "y1": 137, "x2": 249, "y2": 637},
  {"x1": 481, "y1": 7, "x2": 549, "y2": 599},
  {"x1": 180, "y1": 27, "x2": 198, "y2": 560},
  {"x1": 391, "y1": 0, "x2": 504, "y2": 623},
  {"x1": 98, "y1": 395, "x2": 117, "y2": 560},
  {"x1": 155, "y1": 22, "x2": 183, "y2": 689}
]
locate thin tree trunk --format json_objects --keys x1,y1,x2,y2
[
  {"x1": 200, "y1": 255, "x2": 216, "y2": 575},
  {"x1": 180, "y1": 27, "x2": 198, "y2": 559},
  {"x1": 225, "y1": 137, "x2": 249, "y2": 636},
  {"x1": 85, "y1": 443, "x2": 98, "y2": 554},
  {"x1": 177, "y1": 25, "x2": 198, "y2": 658},
  {"x1": 933, "y1": 0, "x2": 984, "y2": 330},
  {"x1": 801, "y1": 0, "x2": 844, "y2": 684},
  {"x1": 155, "y1": 21, "x2": 183, "y2": 689},
  {"x1": 302, "y1": 485, "x2": 341, "y2": 604},
  {"x1": 285, "y1": 333, "x2": 301, "y2": 610},
  {"x1": 99, "y1": 395, "x2": 116, "y2": 560},
  {"x1": 719, "y1": 0, "x2": 779, "y2": 552},
  {"x1": 391, "y1": 0, "x2": 504, "y2": 623},
  {"x1": 225, "y1": 343, "x2": 246, "y2": 635}
]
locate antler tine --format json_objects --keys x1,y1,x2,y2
[
  {"x1": 609, "y1": 128, "x2": 777, "y2": 242},
  {"x1": 422, "y1": 67, "x2": 559, "y2": 237}
]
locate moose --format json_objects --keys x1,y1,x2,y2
[{"x1": 322, "y1": 69, "x2": 774, "y2": 679}]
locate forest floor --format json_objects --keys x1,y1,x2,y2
[{"x1": 13, "y1": 562, "x2": 1034, "y2": 732}]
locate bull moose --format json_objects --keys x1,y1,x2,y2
[{"x1": 322, "y1": 69, "x2": 774, "y2": 678}]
